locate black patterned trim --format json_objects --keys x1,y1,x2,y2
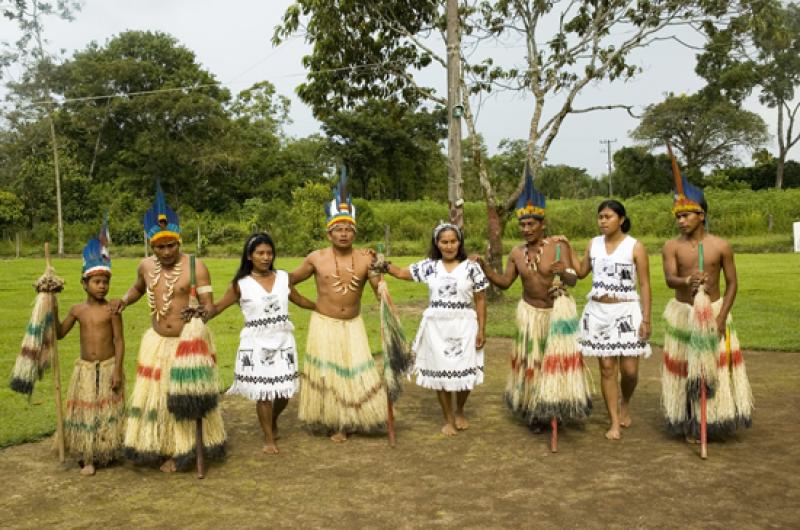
[
  {"x1": 245, "y1": 315, "x2": 289, "y2": 327},
  {"x1": 430, "y1": 300, "x2": 472, "y2": 310},
  {"x1": 234, "y1": 373, "x2": 298, "y2": 384},
  {"x1": 590, "y1": 281, "x2": 636, "y2": 293},
  {"x1": 580, "y1": 339, "x2": 648, "y2": 350},
  {"x1": 418, "y1": 366, "x2": 484, "y2": 378}
]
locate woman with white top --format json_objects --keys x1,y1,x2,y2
[
  {"x1": 572, "y1": 200, "x2": 652, "y2": 440},
  {"x1": 209, "y1": 233, "x2": 315, "y2": 454}
]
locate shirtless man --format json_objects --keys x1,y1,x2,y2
[
  {"x1": 56, "y1": 234, "x2": 125, "y2": 475},
  {"x1": 291, "y1": 176, "x2": 387, "y2": 442},
  {"x1": 473, "y1": 176, "x2": 577, "y2": 428},
  {"x1": 661, "y1": 177, "x2": 753, "y2": 440},
  {"x1": 111, "y1": 186, "x2": 226, "y2": 471}
]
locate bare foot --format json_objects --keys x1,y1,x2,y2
[
  {"x1": 159, "y1": 459, "x2": 177, "y2": 473},
  {"x1": 605, "y1": 426, "x2": 621, "y2": 440},
  {"x1": 330, "y1": 432, "x2": 348, "y2": 443},
  {"x1": 454, "y1": 414, "x2": 470, "y2": 431},
  {"x1": 262, "y1": 443, "x2": 279, "y2": 454},
  {"x1": 80, "y1": 464, "x2": 96, "y2": 476},
  {"x1": 441, "y1": 423, "x2": 458, "y2": 437},
  {"x1": 619, "y1": 404, "x2": 632, "y2": 428},
  {"x1": 685, "y1": 435, "x2": 700, "y2": 444}
]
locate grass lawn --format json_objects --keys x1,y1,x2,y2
[{"x1": 1, "y1": 251, "x2": 798, "y2": 447}]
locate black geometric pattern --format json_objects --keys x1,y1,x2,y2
[
  {"x1": 234, "y1": 372, "x2": 298, "y2": 385},
  {"x1": 580, "y1": 339, "x2": 648, "y2": 351},
  {"x1": 430, "y1": 300, "x2": 472, "y2": 310},
  {"x1": 245, "y1": 315, "x2": 289, "y2": 327},
  {"x1": 590, "y1": 281, "x2": 636, "y2": 293},
  {"x1": 418, "y1": 366, "x2": 484, "y2": 378}
]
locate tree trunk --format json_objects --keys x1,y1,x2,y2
[
  {"x1": 776, "y1": 154, "x2": 785, "y2": 190},
  {"x1": 485, "y1": 203, "x2": 506, "y2": 300},
  {"x1": 446, "y1": 0, "x2": 464, "y2": 227}
]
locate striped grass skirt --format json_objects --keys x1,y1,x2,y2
[
  {"x1": 63, "y1": 357, "x2": 125, "y2": 465},
  {"x1": 661, "y1": 298, "x2": 754, "y2": 438},
  {"x1": 505, "y1": 301, "x2": 551, "y2": 421},
  {"x1": 298, "y1": 312, "x2": 387, "y2": 433},
  {"x1": 124, "y1": 329, "x2": 226, "y2": 470}
]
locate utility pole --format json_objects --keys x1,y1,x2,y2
[
  {"x1": 446, "y1": 0, "x2": 464, "y2": 227},
  {"x1": 600, "y1": 138, "x2": 617, "y2": 197}
]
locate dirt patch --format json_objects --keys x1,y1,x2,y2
[{"x1": 0, "y1": 340, "x2": 797, "y2": 529}]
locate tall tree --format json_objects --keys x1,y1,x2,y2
[
  {"x1": 609, "y1": 147, "x2": 673, "y2": 197},
  {"x1": 632, "y1": 93, "x2": 768, "y2": 175},
  {"x1": 2, "y1": 0, "x2": 81, "y2": 255},
  {"x1": 696, "y1": 0, "x2": 800, "y2": 188},
  {"x1": 275, "y1": 0, "x2": 735, "y2": 273}
]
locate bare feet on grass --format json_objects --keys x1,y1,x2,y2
[
  {"x1": 454, "y1": 414, "x2": 470, "y2": 431},
  {"x1": 80, "y1": 464, "x2": 96, "y2": 476},
  {"x1": 441, "y1": 423, "x2": 458, "y2": 436},
  {"x1": 685, "y1": 436, "x2": 700, "y2": 444},
  {"x1": 330, "y1": 431, "x2": 348, "y2": 443},
  {"x1": 262, "y1": 443, "x2": 279, "y2": 454},
  {"x1": 159, "y1": 459, "x2": 177, "y2": 473}
]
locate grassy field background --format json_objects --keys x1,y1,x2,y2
[{"x1": 1, "y1": 251, "x2": 798, "y2": 447}]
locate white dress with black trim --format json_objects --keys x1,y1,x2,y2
[
  {"x1": 579, "y1": 236, "x2": 651, "y2": 358},
  {"x1": 226, "y1": 270, "x2": 300, "y2": 401},
  {"x1": 410, "y1": 259, "x2": 488, "y2": 391}
]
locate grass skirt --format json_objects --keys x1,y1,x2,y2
[
  {"x1": 661, "y1": 298, "x2": 753, "y2": 438},
  {"x1": 298, "y1": 312, "x2": 387, "y2": 433},
  {"x1": 505, "y1": 301, "x2": 551, "y2": 423},
  {"x1": 63, "y1": 357, "x2": 125, "y2": 465},
  {"x1": 124, "y1": 329, "x2": 226, "y2": 470}
]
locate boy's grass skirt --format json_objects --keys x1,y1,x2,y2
[
  {"x1": 531, "y1": 293, "x2": 592, "y2": 423},
  {"x1": 124, "y1": 329, "x2": 226, "y2": 470},
  {"x1": 505, "y1": 301, "x2": 550, "y2": 424},
  {"x1": 63, "y1": 357, "x2": 125, "y2": 465},
  {"x1": 662, "y1": 298, "x2": 753, "y2": 438},
  {"x1": 298, "y1": 312, "x2": 387, "y2": 433}
]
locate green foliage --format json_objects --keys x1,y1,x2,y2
[
  {"x1": 0, "y1": 189, "x2": 26, "y2": 232},
  {"x1": 632, "y1": 93, "x2": 769, "y2": 173},
  {"x1": 609, "y1": 147, "x2": 674, "y2": 197}
]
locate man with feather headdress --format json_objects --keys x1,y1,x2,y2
[
  {"x1": 291, "y1": 168, "x2": 388, "y2": 442},
  {"x1": 111, "y1": 183, "x2": 226, "y2": 471}
]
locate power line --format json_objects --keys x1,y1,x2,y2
[{"x1": 599, "y1": 138, "x2": 617, "y2": 196}]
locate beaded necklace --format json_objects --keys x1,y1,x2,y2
[
  {"x1": 523, "y1": 240, "x2": 546, "y2": 272},
  {"x1": 146, "y1": 256, "x2": 183, "y2": 321}
]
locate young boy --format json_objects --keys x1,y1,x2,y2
[{"x1": 56, "y1": 227, "x2": 125, "y2": 476}]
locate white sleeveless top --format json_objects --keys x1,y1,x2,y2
[
  {"x1": 587, "y1": 235, "x2": 639, "y2": 301},
  {"x1": 237, "y1": 270, "x2": 293, "y2": 332}
]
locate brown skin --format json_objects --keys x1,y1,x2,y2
[
  {"x1": 110, "y1": 238, "x2": 214, "y2": 337},
  {"x1": 570, "y1": 207, "x2": 652, "y2": 440},
  {"x1": 207, "y1": 242, "x2": 315, "y2": 454},
  {"x1": 386, "y1": 228, "x2": 487, "y2": 436},
  {"x1": 471, "y1": 217, "x2": 577, "y2": 308},
  {"x1": 290, "y1": 223, "x2": 381, "y2": 441},
  {"x1": 662, "y1": 210, "x2": 737, "y2": 335},
  {"x1": 55, "y1": 272, "x2": 124, "y2": 476},
  {"x1": 109, "y1": 237, "x2": 213, "y2": 472}
]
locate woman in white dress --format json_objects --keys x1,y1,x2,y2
[
  {"x1": 571, "y1": 200, "x2": 652, "y2": 440},
  {"x1": 384, "y1": 223, "x2": 488, "y2": 436},
  {"x1": 209, "y1": 233, "x2": 315, "y2": 454}
]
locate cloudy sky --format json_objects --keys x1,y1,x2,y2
[{"x1": 0, "y1": 0, "x2": 780, "y2": 177}]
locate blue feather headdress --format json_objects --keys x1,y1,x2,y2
[
  {"x1": 667, "y1": 142, "x2": 705, "y2": 215},
  {"x1": 143, "y1": 181, "x2": 181, "y2": 243},
  {"x1": 82, "y1": 215, "x2": 112, "y2": 278},
  {"x1": 515, "y1": 163, "x2": 546, "y2": 220},
  {"x1": 325, "y1": 166, "x2": 356, "y2": 230}
]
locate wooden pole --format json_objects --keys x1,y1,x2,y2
[
  {"x1": 446, "y1": 0, "x2": 464, "y2": 228},
  {"x1": 15, "y1": 232, "x2": 20, "y2": 258},
  {"x1": 550, "y1": 418, "x2": 558, "y2": 453},
  {"x1": 378, "y1": 268, "x2": 397, "y2": 448},
  {"x1": 45, "y1": 243, "x2": 66, "y2": 463},
  {"x1": 698, "y1": 242, "x2": 708, "y2": 460},
  {"x1": 196, "y1": 419, "x2": 206, "y2": 479}
]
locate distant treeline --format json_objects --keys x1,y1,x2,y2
[{"x1": 2, "y1": 187, "x2": 798, "y2": 257}]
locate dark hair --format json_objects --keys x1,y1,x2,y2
[
  {"x1": 232, "y1": 233, "x2": 276, "y2": 284},
  {"x1": 597, "y1": 199, "x2": 631, "y2": 233},
  {"x1": 428, "y1": 225, "x2": 467, "y2": 261}
]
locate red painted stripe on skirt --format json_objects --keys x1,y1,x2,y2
[
  {"x1": 542, "y1": 352, "x2": 582, "y2": 374},
  {"x1": 663, "y1": 351, "x2": 688, "y2": 377},
  {"x1": 719, "y1": 349, "x2": 744, "y2": 368},
  {"x1": 67, "y1": 393, "x2": 124, "y2": 410},
  {"x1": 137, "y1": 364, "x2": 161, "y2": 380},
  {"x1": 175, "y1": 338, "x2": 210, "y2": 357},
  {"x1": 694, "y1": 305, "x2": 714, "y2": 323}
]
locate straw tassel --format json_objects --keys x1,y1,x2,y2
[{"x1": 378, "y1": 280, "x2": 413, "y2": 403}]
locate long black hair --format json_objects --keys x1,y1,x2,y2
[
  {"x1": 428, "y1": 223, "x2": 467, "y2": 261},
  {"x1": 232, "y1": 232, "x2": 276, "y2": 284},
  {"x1": 597, "y1": 199, "x2": 631, "y2": 233}
]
